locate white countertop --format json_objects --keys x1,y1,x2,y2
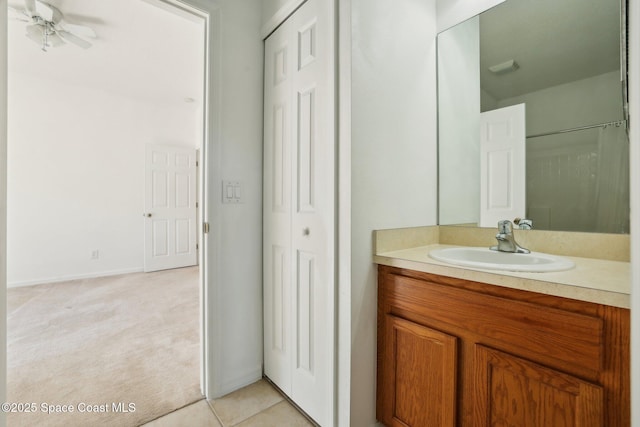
[{"x1": 374, "y1": 244, "x2": 631, "y2": 309}]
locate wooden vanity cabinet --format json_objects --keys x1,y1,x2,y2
[{"x1": 376, "y1": 266, "x2": 630, "y2": 427}]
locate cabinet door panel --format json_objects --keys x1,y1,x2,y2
[
  {"x1": 474, "y1": 345, "x2": 603, "y2": 427},
  {"x1": 383, "y1": 315, "x2": 458, "y2": 427}
]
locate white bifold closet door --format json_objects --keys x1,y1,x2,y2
[{"x1": 263, "y1": 0, "x2": 335, "y2": 425}]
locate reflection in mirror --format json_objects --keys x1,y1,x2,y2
[{"x1": 437, "y1": 0, "x2": 629, "y2": 233}]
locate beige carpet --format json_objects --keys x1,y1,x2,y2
[{"x1": 7, "y1": 267, "x2": 202, "y2": 427}]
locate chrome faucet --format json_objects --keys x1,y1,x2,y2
[{"x1": 490, "y1": 220, "x2": 530, "y2": 254}]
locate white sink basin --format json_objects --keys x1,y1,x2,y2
[{"x1": 429, "y1": 247, "x2": 575, "y2": 272}]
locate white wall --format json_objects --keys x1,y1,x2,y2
[
  {"x1": 481, "y1": 88, "x2": 498, "y2": 111},
  {"x1": 436, "y1": 0, "x2": 504, "y2": 33},
  {"x1": 0, "y1": 1, "x2": 8, "y2": 425},
  {"x1": 185, "y1": 0, "x2": 265, "y2": 397},
  {"x1": 437, "y1": 15, "x2": 480, "y2": 225},
  {"x1": 261, "y1": 0, "x2": 306, "y2": 37},
  {"x1": 262, "y1": 0, "x2": 293, "y2": 21},
  {"x1": 7, "y1": 73, "x2": 200, "y2": 286},
  {"x1": 213, "y1": 0, "x2": 264, "y2": 395},
  {"x1": 351, "y1": 0, "x2": 438, "y2": 424}
]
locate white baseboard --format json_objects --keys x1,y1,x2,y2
[{"x1": 8, "y1": 267, "x2": 144, "y2": 288}]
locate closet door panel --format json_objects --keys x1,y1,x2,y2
[{"x1": 263, "y1": 0, "x2": 335, "y2": 425}]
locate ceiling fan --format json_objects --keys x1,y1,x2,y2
[{"x1": 9, "y1": 0, "x2": 97, "y2": 52}]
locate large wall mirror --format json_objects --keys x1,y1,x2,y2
[{"x1": 437, "y1": 0, "x2": 629, "y2": 233}]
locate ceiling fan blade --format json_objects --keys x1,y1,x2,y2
[
  {"x1": 25, "y1": 24, "x2": 65, "y2": 49},
  {"x1": 57, "y1": 30, "x2": 92, "y2": 49},
  {"x1": 25, "y1": 23, "x2": 43, "y2": 37},
  {"x1": 60, "y1": 22, "x2": 97, "y2": 39},
  {"x1": 8, "y1": 6, "x2": 31, "y2": 22},
  {"x1": 50, "y1": 7, "x2": 63, "y2": 25},
  {"x1": 46, "y1": 32, "x2": 65, "y2": 47},
  {"x1": 34, "y1": 0, "x2": 53, "y2": 21},
  {"x1": 24, "y1": 0, "x2": 36, "y2": 16},
  {"x1": 25, "y1": 23, "x2": 44, "y2": 45}
]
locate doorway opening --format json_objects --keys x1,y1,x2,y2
[{"x1": 5, "y1": 0, "x2": 208, "y2": 424}]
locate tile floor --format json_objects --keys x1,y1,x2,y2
[{"x1": 140, "y1": 379, "x2": 314, "y2": 427}]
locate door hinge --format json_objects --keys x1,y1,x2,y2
[
  {"x1": 196, "y1": 243, "x2": 199, "y2": 250},
  {"x1": 203, "y1": 222, "x2": 210, "y2": 234}
]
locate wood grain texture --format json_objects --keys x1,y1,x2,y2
[
  {"x1": 387, "y1": 273, "x2": 603, "y2": 377},
  {"x1": 376, "y1": 266, "x2": 630, "y2": 427},
  {"x1": 386, "y1": 316, "x2": 457, "y2": 427},
  {"x1": 597, "y1": 304, "x2": 631, "y2": 427},
  {"x1": 474, "y1": 345, "x2": 603, "y2": 427}
]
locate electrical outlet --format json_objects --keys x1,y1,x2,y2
[{"x1": 91, "y1": 250, "x2": 100, "y2": 260}]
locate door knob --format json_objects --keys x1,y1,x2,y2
[
  {"x1": 303, "y1": 227, "x2": 310, "y2": 236},
  {"x1": 143, "y1": 213, "x2": 152, "y2": 218}
]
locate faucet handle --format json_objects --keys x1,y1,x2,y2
[
  {"x1": 497, "y1": 220, "x2": 513, "y2": 234},
  {"x1": 514, "y1": 217, "x2": 533, "y2": 230}
]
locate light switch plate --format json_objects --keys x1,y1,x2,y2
[{"x1": 222, "y1": 180, "x2": 242, "y2": 204}]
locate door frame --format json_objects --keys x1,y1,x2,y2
[{"x1": 152, "y1": 0, "x2": 213, "y2": 398}]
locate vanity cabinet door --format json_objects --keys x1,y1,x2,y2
[
  {"x1": 379, "y1": 315, "x2": 458, "y2": 427},
  {"x1": 474, "y1": 345, "x2": 603, "y2": 427}
]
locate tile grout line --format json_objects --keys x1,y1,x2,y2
[
  {"x1": 225, "y1": 399, "x2": 285, "y2": 427},
  {"x1": 261, "y1": 377, "x2": 318, "y2": 426},
  {"x1": 205, "y1": 399, "x2": 227, "y2": 427},
  {"x1": 209, "y1": 396, "x2": 285, "y2": 427},
  {"x1": 137, "y1": 398, "x2": 206, "y2": 426},
  {"x1": 204, "y1": 379, "x2": 314, "y2": 427}
]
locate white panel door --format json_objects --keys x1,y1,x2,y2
[
  {"x1": 144, "y1": 145, "x2": 198, "y2": 272},
  {"x1": 479, "y1": 104, "x2": 526, "y2": 227},
  {"x1": 263, "y1": 0, "x2": 334, "y2": 425},
  {"x1": 263, "y1": 13, "x2": 293, "y2": 394}
]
